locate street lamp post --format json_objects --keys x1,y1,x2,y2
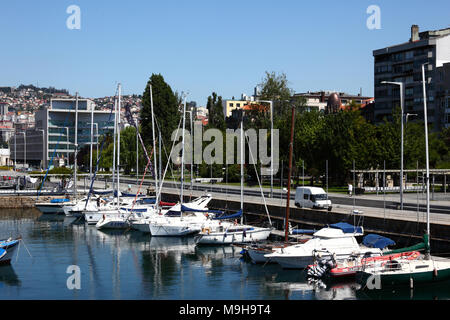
[{"x1": 382, "y1": 80, "x2": 405, "y2": 210}]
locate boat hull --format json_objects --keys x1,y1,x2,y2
[
  {"x1": 0, "y1": 239, "x2": 20, "y2": 264},
  {"x1": 36, "y1": 204, "x2": 66, "y2": 215},
  {"x1": 356, "y1": 259, "x2": 450, "y2": 288},
  {"x1": 196, "y1": 228, "x2": 272, "y2": 245},
  {"x1": 149, "y1": 223, "x2": 201, "y2": 237},
  {"x1": 247, "y1": 247, "x2": 275, "y2": 264}
]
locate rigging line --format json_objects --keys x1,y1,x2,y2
[
  {"x1": 84, "y1": 87, "x2": 119, "y2": 209},
  {"x1": 154, "y1": 116, "x2": 178, "y2": 187},
  {"x1": 244, "y1": 131, "x2": 272, "y2": 227},
  {"x1": 36, "y1": 111, "x2": 71, "y2": 201},
  {"x1": 156, "y1": 117, "x2": 183, "y2": 203},
  {"x1": 126, "y1": 152, "x2": 153, "y2": 221}
]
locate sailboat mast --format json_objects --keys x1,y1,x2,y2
[
  {"x1": 285, "y1": 105, "x2": 295, "y2": 242},
  {"x1": 422, "y1": 64, "x2": 431, "y2": 254},
  {"x1": 74, "y1": 92, "x2": 79, "y2": 199},
  {"x1": 112, "y1": 96, "x2": 117, "y2": 196},
  {"x1": 180, "y1": 95, "x2": 187, "y2": 206},
  {"x1": 90, "y1": 99, "x2": 94, "y2": 180},
  {"x1": 240, "y1": 118, "x2": 244, "y2": 224},
  {"x1": 150, "y1": 85, "x2": 159, "y2": 207},
  {"x1": 117, "y1": 83, "x2": 121, "y2": 208}
]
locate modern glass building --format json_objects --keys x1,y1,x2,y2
[{"x1": 29, "y1": 98, "x2": 116, "y2": 169}]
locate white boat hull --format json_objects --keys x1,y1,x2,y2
[
  {"x1": 36, "y1": 204, "x2": 67, "y2": 214},
  {"x1": 196, "y1": 227, "x2": 272, "y2": 245},
  {"x1": 149, "y1": 223, "x2": 202, "y2": 237},
  {"x1": 0, "y1": 239, "x2": 20, "y2": 264},
  {"x1": 96, "y1": 216, "x2": 130, "y2": 230},
  {"x1": 84, "y1": 211, "x2": 123, "y2": 224},
  {"x1": 246, "y1": 247, "x2": 275, "y2": 264}
]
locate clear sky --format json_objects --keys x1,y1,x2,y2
[{"x1": 1, "y1": 0, "x2": 449, "y2": 105}]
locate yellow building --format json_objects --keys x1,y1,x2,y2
[{"x1": 223, "y1": 99, "x2": 257, "y2": 118}]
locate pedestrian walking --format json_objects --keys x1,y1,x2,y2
[{"x1": 348, "y1": 183, "x2": 353, "y2": 197}]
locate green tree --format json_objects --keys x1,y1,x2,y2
[
  {"x1": 206, "y1": 92, "x2": 225, "y2": 131},
  {"x1": 141, "y1": 74, "x2": 180, "y2": 148}
]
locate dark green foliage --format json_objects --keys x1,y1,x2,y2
[{"x1": 141, "y1": 74, "x2": 180, "y2": 147}]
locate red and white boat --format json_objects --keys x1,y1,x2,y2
[{"x1": 307, "y1": 251, "x2": 421, "y2": 279}]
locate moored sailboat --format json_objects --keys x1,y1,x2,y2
[{"x1": 356, "y1": 64, "x2": 450, "y2": 289}]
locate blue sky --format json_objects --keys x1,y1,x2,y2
[{"x1": 1, "y1": 0, "x2": 449, "y2": 105}]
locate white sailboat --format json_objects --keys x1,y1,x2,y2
[
  {"x1": 194, "y1": 116, "x2": 273, "y2": 245},
  {"x1": 146, "y1": 93, "x2": 214, "y2": 237},
  {"x1": 356, "y1": 64, "x2": 450, "y2": 288},
  {"x1": 96, "y1": 84, "x2": 126, "y2": 230},
  {"x1": 264, "y1": 223, "x2": 382, "y2": 269}
]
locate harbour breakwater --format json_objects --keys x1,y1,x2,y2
[{"x1": 0, "y1": 196, "x2": 39, "y2": 209}]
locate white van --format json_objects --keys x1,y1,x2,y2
[{"x1": 295, "y1": 187, "x2": 332, "y2": 211}]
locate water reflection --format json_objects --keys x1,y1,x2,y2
[
  {"x1": 0, "y1": 265, "x2": 21, "y2": 287},
  {"x1": 1, "y1": 209, "x2": 450, "y2": 300},
  {"x1": 356, "y1": 279, "x2": 450, "y2": 300}
]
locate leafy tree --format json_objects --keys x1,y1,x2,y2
[
  {"x1": 206, "y1": 92, "x2": 225, "y2": 131},
  {"x1": 141, "y1": 74, "x2": 180, "y2": 148}
]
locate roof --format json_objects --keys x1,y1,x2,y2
[{"x1": 296, "y1": 186, "x2": 326, "y2": 194}]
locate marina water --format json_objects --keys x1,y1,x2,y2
[{"x1": 1, "y1": 209, "x2": 450, "y2": 300}]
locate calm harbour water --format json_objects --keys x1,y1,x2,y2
[{"x1": 1, "y1": 209, "x2": 450, "y2": 300}]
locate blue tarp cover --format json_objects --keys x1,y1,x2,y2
[
  {"x1": 291, "y1": 229, "x2": 316, "y2": 235},
  {"x1": 363, "y1": 234, "x2": 396, "y2": 249},
  {"x1": 212, "y1": 210, "x2": 243, "y2": 220},
  {"x1": 330, "y1": 222, "x2": 363, "y2": 234},
  {"x1": 50, "y1": 199, "x2": 70, "y2": 203},
  {"x1": 180, "y1": 205, "x2": 223, "y2": 214}
]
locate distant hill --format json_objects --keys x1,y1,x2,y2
[{"x1": 17, "y1": 84, "x2": 69, "y2": 95}]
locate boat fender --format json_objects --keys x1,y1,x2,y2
[{"x1": 433, "y1": 268, "x2": 438, "y2": 277}]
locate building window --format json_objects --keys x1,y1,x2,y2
[{"x1": 405, "y1": 51, "x2": 414, "y2": 59}]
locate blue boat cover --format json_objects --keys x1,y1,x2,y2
[
  {"x1": 362, "y1": 234, "x2": 396, "y2": 249},
  {"x1": 291, "y1": 229, "x2": 316, "y2": 235},
  {"x1": 0, "y1": 248, "x2": 5, "y2": 259},
  {"x1": 121, "y1": 192, "x2": 146, "y2": 198},
  {"x1": 212, "y1": 210, "x2": 242, "y2": 220},
  {"x1": 138, "y1": 198, "x2": 156, "y2": 204},
  {"x1": 330, "y1": 222, "x2": 363, "y2": 234},
  {"x1": 50, "y1": 198, "x2": 70, "y2": 203},
  {"x1": 180, "y1": 205, "x2": 223, "y2": 214}
]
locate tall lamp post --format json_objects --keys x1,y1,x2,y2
[{"x1": 382, "y1": 80, "x2": 405, "y2": 210}]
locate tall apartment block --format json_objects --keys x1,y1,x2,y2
[{"x1": 373, "y1": 25, "x2": 450, "y2": 130}]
